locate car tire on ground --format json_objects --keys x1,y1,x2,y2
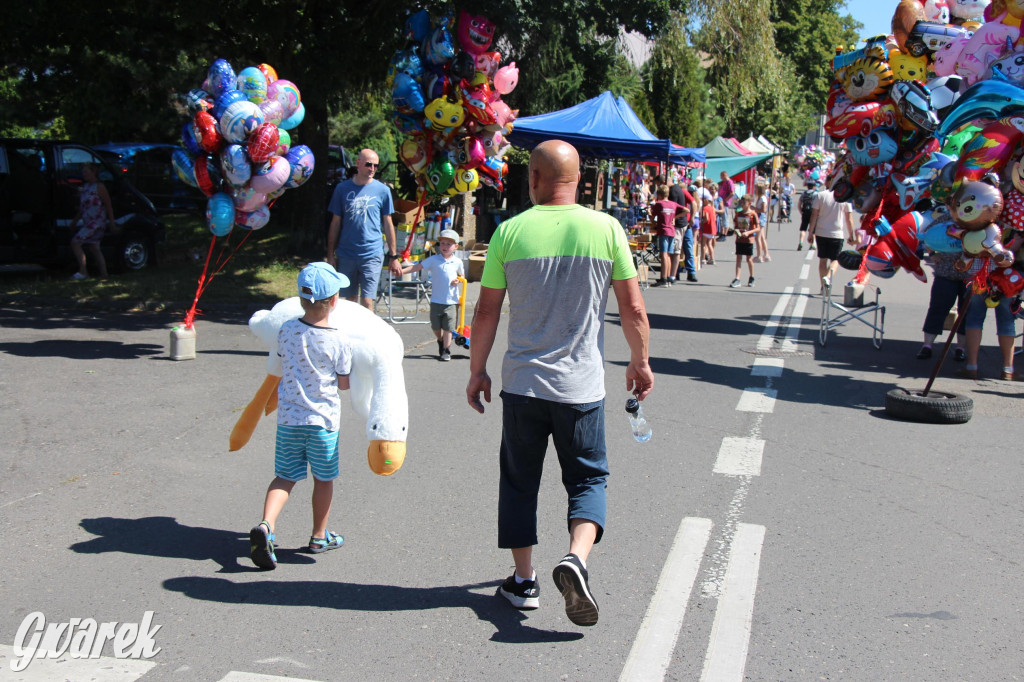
[
  {"x1": 117, "y1": 232, "x2": 154, "y2": 271},
  {"x1": 884, "y1": 387, "x2": 973, "y2": 424}
]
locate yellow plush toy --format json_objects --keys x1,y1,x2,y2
[{"x1": 889, "y1": 49, "x2": 929, "y2": 82}]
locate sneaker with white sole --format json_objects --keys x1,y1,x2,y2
[
  {"x1": 552, "y1": 553, "x2": 599, "y2": 626},
  {"x1": 729, "y1": 278, "x2": 741, "y2": 288},
  {"x1": 498, "y1": 573, "x2": 539, "y2": 610},
  {"x1": 70, "y1": 272, "x2": 88, "y2": 281}
]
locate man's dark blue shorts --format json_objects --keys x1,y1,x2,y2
[{"x1": 497, "y1": 391, "x2": 608, "y2": 549}]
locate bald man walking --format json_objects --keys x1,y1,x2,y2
[{"x1": 467, "y1": 140, "x2": 653, "y2": 627}]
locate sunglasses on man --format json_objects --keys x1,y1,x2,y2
[{"x1": 364, "y1": 162, "x2": 379, "y2": 168}]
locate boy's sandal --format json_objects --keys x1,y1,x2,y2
[
  {"x1": 308, "y1": 530, "x2": 344, "y2": 554},
  {"x1": 249, "y1": 521, "x2": 277, "y2": 570}
]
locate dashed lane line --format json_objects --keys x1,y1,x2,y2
[
  {"x1": 619, "y1": 518, "x2": 714, "y2": 682},
  {"x1": 699, "y1": 523, "x2": 767, "y2": 682}
]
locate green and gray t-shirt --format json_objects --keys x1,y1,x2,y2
[{"x1": 481, "y1": 204, "x2": 637, "y2": 403}]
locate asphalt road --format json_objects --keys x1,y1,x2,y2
[{"x1": 1, "y1": 215, "x2": 1022, "y2": 681}]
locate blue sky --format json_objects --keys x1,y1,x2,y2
[{"x1": 844, "y1": 0, "x2": 898, "y2": 41}]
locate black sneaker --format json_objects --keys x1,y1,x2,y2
[
  {"x1": 747, "y1": 277, "x2": 755, "y2": 287},
  {"x1": 730, "y1": 278, "x2": 741, "y2": 288},
  {"x1": 441, "y1": 349, "x2": 451, "y2": 362},
  {"x1": 498, "y1": 573, "x2": 539, "y2": 610},
  {"x1": 687, "y1": 273, "x2": 698, "y2": 283},
  {"x1": 249, "y1": 522, "x2": 277, "y2": 570},
  {"x1": 552, "y1": 553, "x2": 599, "y2": 626}
]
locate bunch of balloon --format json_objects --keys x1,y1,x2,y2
[
  {"x1": 171, "y1": 59, "x2": 316, "y2": 331},
  {"x1": 388, "y1": 9, "x2": 517, "y2": 260},
  {"x1": 822, "y1": 0, "x2": 1024, "y2": 307}
]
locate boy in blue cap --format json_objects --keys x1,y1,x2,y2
[{"x1": 250, "y1": 262, "x2": 353, "y2": 569}]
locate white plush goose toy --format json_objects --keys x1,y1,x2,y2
[{"x1": 230, "y1": 297, "x2": 409, "y2": 475}]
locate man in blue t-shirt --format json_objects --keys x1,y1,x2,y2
[{"x1": 327, "y1": 148, "x2": 403, "y2": 309}]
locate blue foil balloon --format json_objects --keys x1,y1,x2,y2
[
  {"x1": 206, "y1": 192, "x2": 235, "y2": 236},
  {"x1": 284, "y1": 145, "x2": 315, "y2": 188},
  {"x1": 936, "y1": 80, "x2": 1024, "y2": 140},
  {"x1": 181, "y1": 122, "x2": 202, "y2": 156},
  {"x1": 919, "y1": 220, "x2": 964, "y2": 253},
  {"x1": 219, "y1": 144, "x2": 252, "y2": 188},
  {"x1": 392, "y1": 73, "x2": 426, "y2": 113},
  {"x1": 213, "y1": 90, "x2": 247, "y2": 120},
  {"x1": 236, "y1": 66, "x2": 268, "y2": 103},
  {"x1": 172, "y1": 149, "x2": 198, "y2": 188},
  {"x1": 207, "y1": 59, "x2": 237, "y2": 98},
  {"x1": 278, "y1": 101, "x2": 305, "y2": 130}
]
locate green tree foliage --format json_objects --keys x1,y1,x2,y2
[{"x1": 643, "y1": 16, "x2": 723, "y2": 146}]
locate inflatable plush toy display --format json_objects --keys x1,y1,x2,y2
[{"x1": 230, "y1": 299, "x2": 409, "y2": 476}]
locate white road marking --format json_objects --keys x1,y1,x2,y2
[
  {"x1": 0, "y1": 645, "x2": 156, "y2": 681},
  {"x1": 620, "y1": 518, "x2": 713, "y2": 682},
  {"x1": 713, "y1": 437, "x2": 765, "y2": 476},
  {"x1": 780, "y1": 288, "x2": 810, "y2": 353},
  {"x1": 756, "y1": 287, "x2": 794, "y2": 352},
  {"x1": 798, "y1": 264, "x2": 809, "y2": 280},
  {"x1": 219, "y1": 673, "x2": 320, "y2": 682},
  {"x1": 700, "y1": 523, "x2": 766, "y2": 682},
  {"x1": 750, "y1": 358, "x2": 783, "y2": 377},
  {"x1": 736, "y1": 388, "x2": 776, "y2": 413},
  {"x1": 805, "y1": 248, "x2": 815, "y2": 260}
]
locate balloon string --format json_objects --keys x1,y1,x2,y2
[
  {"x1": 182, "y1": 235, "x2": 217, "y2": 329},
  {"x1": 198, "y1": 229, "x2": 254, "y2": 298},
  {"x1": 182, "y1": 229, "x2": 256, "y2": 329},
  {"x1": 400, "y1": 189, "x2": 430, "y2": 261}
]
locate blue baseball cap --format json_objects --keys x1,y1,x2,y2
[{"x1": 297, "y1": 262, "x2": 349, "y2": 301}]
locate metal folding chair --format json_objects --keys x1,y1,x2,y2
[
  {"x1": 376, "y1": 273, "x2": 431, "y2": 324},
  {"x1": 818, "y1": 278, "x2": 885, "y2": 349}
]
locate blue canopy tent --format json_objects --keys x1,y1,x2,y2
[{"x1": 507, "y1": 91, "x2": 705, "y2": 164}]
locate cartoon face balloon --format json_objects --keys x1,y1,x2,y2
[
  {"x1": 457, "y1": 136, "x2": 486, "y2": 169},
  {"x1": 425, "y1": 95, "x2": 464, "y2": 131},
  {"x1": 425, "y1": 157, "x2": 455, "y2": 195},
  {"x1": 849, "y1": 130, "x2": 899, "y2": 166},
  {"x1": 213, "y1": 90, "x2": 247, "y2": 120},
  {"x1": 474, "y1": 51, "x2": 501, "y2": 78},
  {"x1": 494, "y1": 62, "x2": 519, "y2": 95},
  {"x1": 923, "y1": 0, "x2": 951, "y2": 22},
  {"x1": 449, "y1": 168, "x2": 479, "y2": 195},
  {"x1": 840, "y1": 49, "x2": 895, "y2": 102},
  {"x1": 950, "y1": 0, "x2": 989, "y2": 19},
  {"x1": 220, "y1": 101, "x2": 264, "y2": 143},
  {"x1": 948, "y1": 176, "x2": 1004, "y2": 230},
  {"x1": 400, "y1": 137, "x2": 431, "y2": 174},
  {"x1": 457, "y1": 10, "x2": 496, "y2": 55},
  {"x1": 461, "y1": 81, "x2": 495, "y2": 125},
  {"x1": 989, "y1": 50, "x2": 1024, "y2": 86}
]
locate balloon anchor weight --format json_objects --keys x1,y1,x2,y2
[
  {"x1": 170, "y1": 325, "x2": 197, "y2": 361},
  {"x1": 884, "y1": 293, "x2": 973, "y2": 424}
]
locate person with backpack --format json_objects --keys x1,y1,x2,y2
[{"x1": 798, "y1": 181, "x2": 819, "y2": 251}]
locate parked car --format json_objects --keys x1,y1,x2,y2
[
  {"x1": 0, "y1": 139, "x2": 165, "y2": 271},
  {"x1": 93, "y1": 143, "x2": 203, "y2": 214}
]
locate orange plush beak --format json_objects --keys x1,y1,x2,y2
[{"x1": 368, "y1": 441, "x2": 406, "y2": 476}]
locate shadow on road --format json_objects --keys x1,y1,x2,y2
[
  {"x1": 162, "y1": 575, "x2": 585, "y2": 644},
  {"x1": 71, "y1": 516, "x2": 315, "y2": 574},
  {"x1": 0, "y1": 339, "x2": 165, "y2": 360}
]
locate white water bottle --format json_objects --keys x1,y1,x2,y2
[{"x1": 625, "y1": 398, "x2": 652, "y2": 443}]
